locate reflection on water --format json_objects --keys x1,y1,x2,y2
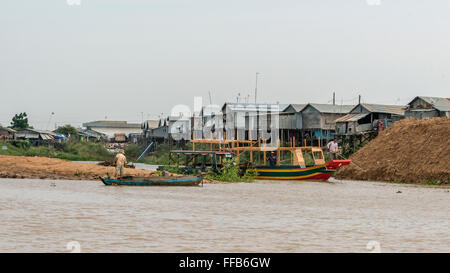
[{"x1": 0, "y1": 178, "x2": 448, "y2": 252}]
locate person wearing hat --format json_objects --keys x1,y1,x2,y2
[
  {"x1": 268, "y1": 151, "x2": 277, "y2": 167},
  {"x1": 114, "y1": 149, "x2": 127, "y2": 178}
]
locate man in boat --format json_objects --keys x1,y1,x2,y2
[
  {"x1": 114, "y1": 149, "x2": 127, "y2": 178},
  {"x1": 327, "y1": 137, "x2": 339, "y2": 161},
  {"x1": 268, "y1": 151, "x2": 277, "y2": 167}
]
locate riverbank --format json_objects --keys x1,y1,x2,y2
[
  {"x1": 0, "y1": 155, "x2": 228, "y2": 183},
  {"x1": 336, "y1": 117, "x2": 450, "y2": 185},
  {"x1": 0, "y1": 155, "x2": 156, "y2": 180}
]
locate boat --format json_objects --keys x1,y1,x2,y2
[
  {"x1": 100, "y1": 175, "x2": 203, "y2": 186},
  {"x1": 253, "y1": 160, "x2": 351, "y2": 181},
  {"x1": 169, "y1": 136, "x2": 351, "y2": 182}
]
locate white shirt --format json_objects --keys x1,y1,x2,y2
[{"x1": 327, "y1": 141, "x2": 339, "y2": 153}]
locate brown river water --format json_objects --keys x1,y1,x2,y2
[{"x1": 0, "y1": 178, "x2": 448, "y2": 253}]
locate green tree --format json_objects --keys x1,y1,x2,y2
[
  {"x1": 55, "y1": 125, "x2": 79, "y2": 138},
  {"x1": 10, "y1": 112, "x2": 32, "y2": 130}
]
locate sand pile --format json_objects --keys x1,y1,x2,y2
[
  {"x1": 336, "y1": 117, "x2": 450, "y2": 184},
  {"x1": 0, "y1": 155, "x2": 155, "y2": 180}
]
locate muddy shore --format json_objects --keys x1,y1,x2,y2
[
  {"x1": 0, "y1": 155, "x2": 226, "y2": 184},
  {"x1": 0, "y1": 155, "x2": 156, "y2": 180}
]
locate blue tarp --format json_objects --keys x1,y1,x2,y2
[
  {"x1": 54, "y1": 134, "x2": 67, "y2": 140},
  {"x1": 313, "y1": 130, "x2": 335, "y2": 139}
]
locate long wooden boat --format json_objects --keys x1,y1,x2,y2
[
  {"x1": 100, "y1": 175, "x2": 203, "y2": 186},
  {"x1": 253, "y1": 160, "x2": 351, "y2": 181},
  {"x1": 172, "y1": 136, "x2": 352, "y2": 182}
]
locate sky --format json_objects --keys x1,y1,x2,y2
[{"x1": 1, "y1": 0, "x2": 450, "y2": 129}]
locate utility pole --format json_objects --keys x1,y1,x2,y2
[
  {"x1": 46, "y1": 112, "x2": 54, "y2": 130},
  {"x1": 333, "y1": 92, "x2": 336, "y2": 106},
  {"x1": 254, "y1": 72, "x2": 259, "y2": 104},
  {"x1": 358, "y1": 95, "x2": 361, "y2": 104}
]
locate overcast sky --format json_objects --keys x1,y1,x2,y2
[{"x1": 1, "y1": 0, "x2": 449, "y2": 129}]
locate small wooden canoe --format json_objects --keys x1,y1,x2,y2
[{"x1": 100, "y1": 175, "x2": 203, "y2": 186}]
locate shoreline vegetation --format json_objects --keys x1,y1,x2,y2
[{"x1": 0, "y1": 140, "x2": 114, "y2": 162}]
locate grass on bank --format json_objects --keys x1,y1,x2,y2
[{"x1": 0, "y1": 140, "x2": 113, "y2": 161}]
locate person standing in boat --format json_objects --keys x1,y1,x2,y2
[
  {"x1": 268, "y1": 151, "x2": 277, "y2": 167},
  {"x1": 327, "y1": 137, "x2": 339, "y2": 161},
  {"x1": 114, "y1": 149, "x2": 127, "y2": 178}
]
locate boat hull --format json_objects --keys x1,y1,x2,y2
[
  {"x1": 253, "y1": 160, "x2": 351, "y2": 181},
  {"x1": 101, "y1": 175, "x2": 203, "y2": 186}
]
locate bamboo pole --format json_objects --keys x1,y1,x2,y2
[
  {"x1": 276, "y1": 139, "x2": 281, "y2": 166},
  {"x1": 263, "y1": 140, "x2": 266, "y2": 165},
  {"x1": 249, "y1": 131, "x2": 253, "y2": 164},
  {"x1": 236, "y1": 133, "x2": 240, "y2": 163}
]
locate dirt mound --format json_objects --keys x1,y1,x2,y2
[
  {"x1": 0, "y1": 155, "x2": 155, "y2": 180},
  {"x1": 336, "y1": 117, "x2": 450, "y2": 184}
]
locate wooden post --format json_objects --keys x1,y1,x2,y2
[
  {"x1": 192, "y1": 131, "x2": 195, "y2": 152},
  {"x1": 250, "y1": 141, "x2": 253, "y2": 164},
  {"x1": 236, "y1": 135, "x2": 240, "y2": 163},
  {"x1": 276, "y1": 139, "x2": 281, "y2": 166},
  {"x1": 290, "y1": 137, "x2": 293, "y2": 165},
  {"x1": 263, "y1": 140, "x2": 267, "y2": 165}
]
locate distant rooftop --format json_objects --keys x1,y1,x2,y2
[
  {"x1": 335, "y1": 113, "x2": 370, "y2": 123},
  {"x1": 284, "y1": 104, "x2": 307, "y2": 113},
  {"x1": 222, "y1": 102, "x2": 288, "y2": 112},
  {"x1": 83, "y1": 120, "x2": 141, "y2": 129},
  {"x1": 410, "y1": 96, "x2": 450, "y2": 112},
  {"x1": 356, "y1": 103, "x2": 406, "y2": 115},
  {"x1": 305, "y1": 103, "x2": 355, "y2": 114}
]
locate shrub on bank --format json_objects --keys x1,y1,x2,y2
[{"x1": 0, "y1": 140, "x2": 113, "y2": 161}]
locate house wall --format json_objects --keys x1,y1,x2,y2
[
  {"x1": 405, "y1": 110, "x2": 439, "y2": 119},
  {"x1": 441, "y1": 111, "x2": 450, "y2": 117},
  {"x1": 150, "y1": 126, "x2": 168, "y2": 139},
  {"x1": 321, "y1": 113, "x2": 347, "y2": 130},
  {"x1": 168, "y1": 120, "x2": 191, "y2": 140},
  {"x1": 302, "y1": 106, "x2": 321, "y2": 129}
]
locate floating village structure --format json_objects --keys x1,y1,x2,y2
[
  {"x1": 405, "y1": 96, "x2": 450, "y2": 119},
  {"x1": 300, "y1": 103, "x2": 355, "y2": 146},
  {"x1": 335, "y1": 103, "x2": 406, "y2": 136},
  {"x1": 0, "y1": 128, "x2": 16, "y2": 141},
  {"x1": 82, "y1": 120, "x2": 142, "y2": 141}
]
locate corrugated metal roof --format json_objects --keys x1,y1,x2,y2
[
  {"x1": 78, "y1": 129, "x2": 106, "y2": 138},
  {"x1": 0, "y1": 128, "x2": 16, "y2": 133},
  {"x1": 142, "y1": 120, "x2": 159, "y2": 130},
  {"x1": 305, "y1": 103, "x2": 355, "y2": 114},
  {"x1": 415, "y1": 96, "x2": 450, "y2": 112},
  {"x1": 223, "y1": 102, "x2": 286, "y2": 112},
  {"x1": 83, "y1": 120, "x2": 141, "y2": 128},
  {"x1": 359, "y1": 104, "x2": 406, "y2": 115},
  {"x1": 286, "y1": 104, "x2": 307, "y2": 112},
  {"x1": 16, "y1": 129, "x2": 55, "y2": 140},
  {"x1": 335, "y1": 113, "x2": 369, "y2": 122}
]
